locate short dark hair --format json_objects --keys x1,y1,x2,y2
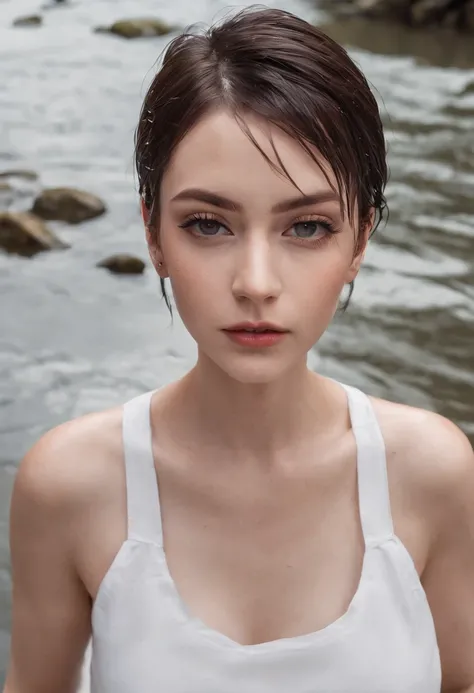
[{"x1": 135, "y1": 6, "x2": 388, "y2": 312}]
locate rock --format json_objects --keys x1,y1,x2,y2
[
  {"x1": 97, "y1": 254, "x2": 146, "y2": 275},
  {"x1": 31, "y1": 187, "x2": 106, "y2": 224},
  {"x1": 465, "y1": 2, "x2": 474, "y2": 29},
  {"x1": 323, "y1": 0, "x2": 474, "y2": 30},
  {"x1": 95, "y1": 18, "x2": 174, "y2": 39},
  {"x1": 0, "y1": 169, "x2": 39, "y2": 181},
  {"x1": 442, "y1": 8, "x2": 462, "y2": 28},
  {"x1": 12, "y1": 15, "x2": 43, "y2": 27},
  {"x1": 410, "y1": 0, "x2": 455, "y2": 25},
  {"x1": 355, "y1": 0, "x2": 406, "y2": 19},
  {"x1": 318, "y1": 0, "x2": 360, "y2": 13},
  {"x1": 0, "y1": 212, "x2": 69, "y2": 257}
]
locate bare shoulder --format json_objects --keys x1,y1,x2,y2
[
  {"x1": 369, "y1": 399, "x2": 474, "y2": 689},
  {"x1": 13, "y1": 404, "x2": 125, "y2": 517},
  {"x1": 7, "y1": 408, "x2": 127, "y2": 692},
  {"x1": 371, "y1": 396, "x2": 473, "y2": 476},
  {"x1": 370, "y1": 396, "x2": 474, "y2": 527}
]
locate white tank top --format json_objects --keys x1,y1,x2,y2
[{"x1": 87, "y1": 383, "x2": 442, "y2": 692}]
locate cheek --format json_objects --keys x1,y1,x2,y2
[
  {"x1": 298, "y1": 250, "x2": 352, "y2": 301},
  {"x1": 165, "y1": 250, "x2": 218, "y2": 328},
  {"x1": 292, "y1": 253, "x2": 351, "y2": 332},
  {"x1": 167, "y1": 265, "x2": 198, "y2": 318}
]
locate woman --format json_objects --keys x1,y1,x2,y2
[{"x1": 4, "y1": 7, "x2": 474, "y2": 693}]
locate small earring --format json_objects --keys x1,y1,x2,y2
[{"x1": 158, "y1": 262, "x2": 163, "y2": 268}]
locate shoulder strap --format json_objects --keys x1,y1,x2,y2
[
  {"x1": 122, "y1": 391, "x2": 163, "y2": 545},
  {"x1": 341, "y1": 384, "x2": 394, "y2": 547}
]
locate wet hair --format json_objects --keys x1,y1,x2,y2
[{"x1": 135, "y1": 6, "x2": 388, "y2": 313}]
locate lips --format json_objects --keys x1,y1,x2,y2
[
  {"x1": 230, "y1": 328, "x2": 275, "y2": 333},
  {"x1": 223, "y1": 322, "x2": 288, "y2": 333},
  {"x1": 222, "y1": 323, "x2": 289, "y2": 348}
]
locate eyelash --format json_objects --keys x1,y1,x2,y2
[{"x1": 178, "y1": 212, "x2": 339, "y2": 246}]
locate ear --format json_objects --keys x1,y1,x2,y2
[
  {"x1": 141, "y1": 199, "x2": 168, "y2": 278},
  {"x1": 345, "y1": 211, "x2": 374, "y2": 284}
]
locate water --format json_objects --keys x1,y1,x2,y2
[{"x1": 0, "y1": 0, "x2": 473, "y2": 686}]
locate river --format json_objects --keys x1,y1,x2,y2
[{"x1": 0, "y1": 0, "x2": 473, "y2": 685}]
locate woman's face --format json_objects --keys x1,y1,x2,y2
[{"x1": 148, "y1": 109, "x2": 368, "y2": 384}]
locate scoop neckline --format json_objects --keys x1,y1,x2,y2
[
  {"x1": 152, "y1": 540, "x2": 373, "y2": 653},
  {"x1": 138, "y1": 381, "x2": 373, "y2": 653},
  {"x1": 93, "y1": 380, "x2": 393, "y2": 654}
]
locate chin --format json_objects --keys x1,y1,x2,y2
[{"x1": 212, "y1": 353, "x2": 298, "y2": 385}]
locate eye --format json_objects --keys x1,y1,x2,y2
[
  {"x1": 179, "y1": 215, "x2": 230, "y2": 237},
  {"x1": 287, "y1": 220, "x2": 333, "y2": 239},
  {"x1": 194, "y1": 219, "x2": 226, "y2": 236}
]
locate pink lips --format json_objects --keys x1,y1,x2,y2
[{"x1": 222, "y1": 322, "x2": 289, "y2": 348}]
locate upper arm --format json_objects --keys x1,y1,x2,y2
[
  {"x1": 4, "y1": 429, "x2": 92, "y2": 693},
  {"x1": 419, "y1": 417, "x2": 474, "y2": 693}
]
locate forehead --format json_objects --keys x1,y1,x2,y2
[{"x1": 161, "y1": 109, "x2": 337, "y2": 201}]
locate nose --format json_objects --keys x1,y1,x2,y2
[{"x1": 231, "y1": 236, "x2": 282, "y2": 304}]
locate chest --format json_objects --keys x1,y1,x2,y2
[
  {"x1": 90, "y1": 542, "x2": 441, "y2": 693},
  {"x1": 83, "y1": 445, "x2": 429, "y2": 649},
  {"x1": 148, "y1": 453, "x2": 427, "y2": 647},
  {"x1": 164, "y1": 477, "x2": 364, "y2": 644}
]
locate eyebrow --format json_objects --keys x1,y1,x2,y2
[{"x1": 170, "y1": 188, "x2": 340, "y2": 213}]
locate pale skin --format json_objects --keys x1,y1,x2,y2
[{"x1": 4, "y1": 110, "x2": 474, "y2": 693}]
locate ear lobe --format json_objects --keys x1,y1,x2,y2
[
  {"x1": 147, "y1": 235, "x2": 167, "y2": 277},
  {"x1": 141, "y1": 203, "x2": 167, "y2": 277},
  {"x1": 147, "y1": 240, "x2": 168, "y2": 278}
]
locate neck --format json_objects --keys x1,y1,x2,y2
[{"x1": 171, "y1": 354, "x2": 341, "y2": 457}]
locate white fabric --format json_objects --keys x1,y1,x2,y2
[{"x1": 86, "y1": 384, "x2": 441, "y2": 692}]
